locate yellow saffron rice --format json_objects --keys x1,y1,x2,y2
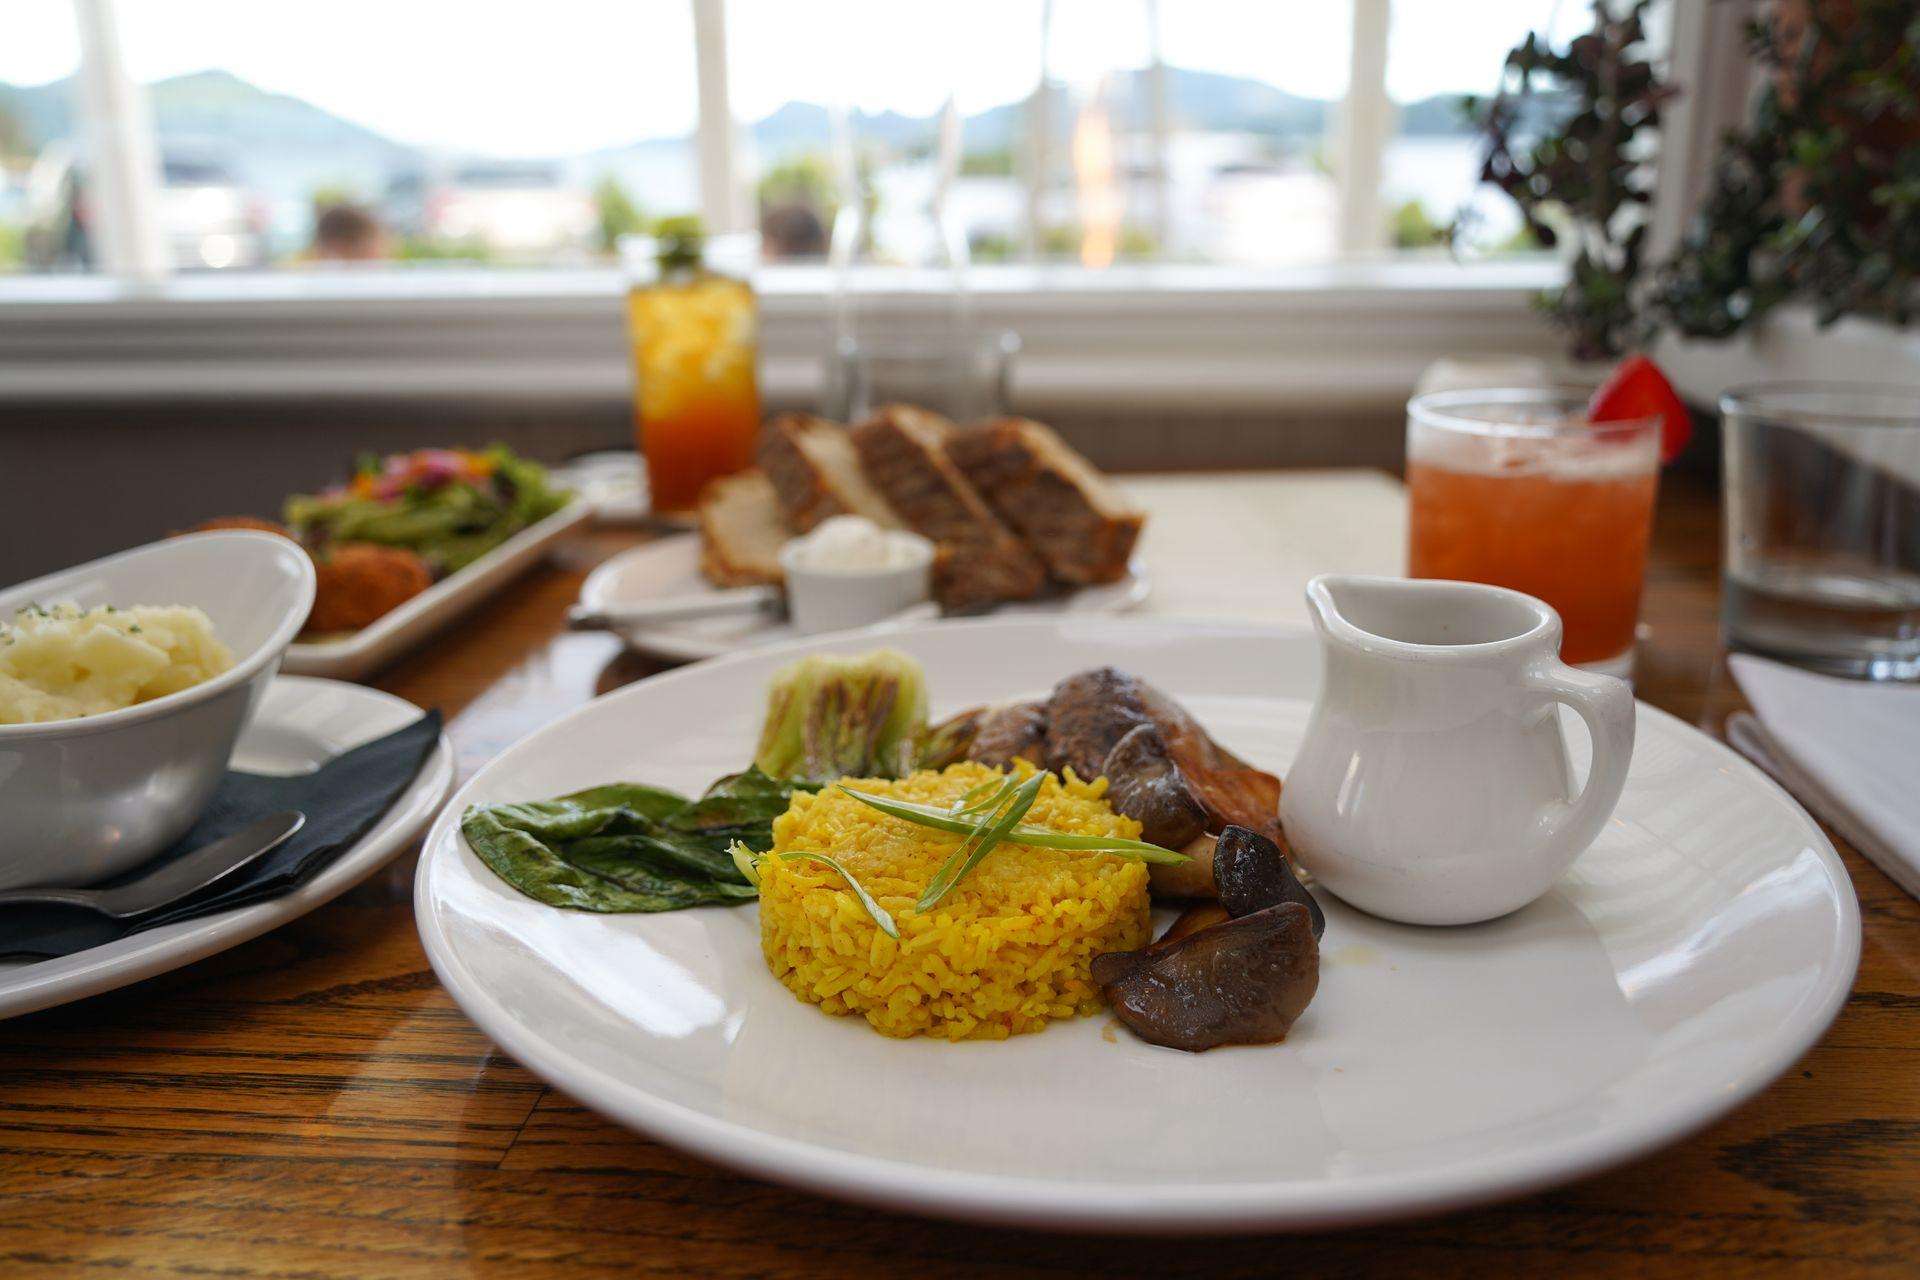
[{"x1": 759, "y1": 762, "x2": 1152, "y2": 1041}]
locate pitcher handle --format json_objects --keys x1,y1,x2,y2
[{"x1": 1526, "y1": 660, "x2": 1637, "y2": 867}]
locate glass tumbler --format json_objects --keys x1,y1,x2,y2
[
  {"x1": 1407, "y1": 389, "x2": 1662, "y2": 675},
  {"x1": 622, "y1": 230, "x2": 762, "y2": 515},
  {"x1": 1721, "y1": 382, "x2": 1920, "y2": 680},
  {"x1": 824, "y1": 329, "x2": 1019, "y2": 424}
]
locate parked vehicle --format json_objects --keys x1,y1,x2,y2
[
  {"x1": 382, "y1": 158, "x2": 595, "y2": 257},
  {"x1": 22, "y1": 143, "x2": 267, "y2": 271}
]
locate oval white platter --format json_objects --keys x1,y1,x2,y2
[
  {"x1": 283, "y1": 499, "x2": 592, "y2": 681},
  {"x1": 579, "y1": 534, "x2": 1151, "y2": 662},
  {"x1": 1, "y1": 676, "x2": 454, "y2": 1019},
  {"x1": 414, "y1": 617, "x2": 1857, "y2": 1234}
]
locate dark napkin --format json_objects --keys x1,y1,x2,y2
[{"x1": 0, "y1": 711, "x2": 442, "y2": 961}]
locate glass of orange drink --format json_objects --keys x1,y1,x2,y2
[
  {"x1": 622, "y1": 225, "x2": 761, "y2": 515},
  {"x1": 1407, "y1": 389, "x2": 1661, "y2": 676}
]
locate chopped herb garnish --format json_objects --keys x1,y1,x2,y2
[
  {"x1": 915, "y1": 771, "x2": 1045, "y2": 912},
  {"x1": 730, "y1": 840, "x2": 897, "y2": 938},
  {"x1": 777, "y1": 851, "x2": 898, "y2": 938},
  {"x1": 838, "y1": 785, "x2": 1190, "y2": 866}
]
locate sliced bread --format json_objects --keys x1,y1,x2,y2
[
  {"x1": 758, "y1": 413, "x2": 906, "y2": 532},
  {"x1": 945, "y1": 417, "x2": 1145, "y2": 584},
  {"x1": 696, "y1": 469, "x2": 791, "y2": 587},
  {"x1": 850, "y1": 403, "x2": 1047, "y2": 609}
]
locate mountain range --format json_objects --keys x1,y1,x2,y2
[{"x1": 0, "y1": 66, "x2": 1475, "y2": 223}]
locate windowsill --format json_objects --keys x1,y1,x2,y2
[{"x1": 0, "y1": 259, "x2": 1566, "y2": 412}]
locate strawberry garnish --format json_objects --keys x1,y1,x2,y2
[{"x1": 1589, "y1": 354, "x2": 1692, "y2": 463}]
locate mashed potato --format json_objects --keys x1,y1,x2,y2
[{"x1": 0, "y1": 602, "x2": 234, "y2": 725}]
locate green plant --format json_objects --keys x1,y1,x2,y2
[
  {"x1": 308, "y1": 182, "x2": 361, "y2": 212},
  {"x1": 1656, "y1": 0, "x2": 1920, "y2": 334},
  {"x1": 593, "y1": 175, "x2": 648, "y2": 256},
  {"x1": 392, "y1": 235, "x2": 497, "y2": 263},
  {"x1": 757, "y1": 151, "x2": 839, "y2": 225},
  {"x1": 1391, "y1": 199, "x2": 1448, "y2": 250},
  {"x1": 1460, "y1": 0, "x2": 1674, "y2": 359},
  {"x1": 958, "y1": 147, "x2": 1016, "y2": 177}
]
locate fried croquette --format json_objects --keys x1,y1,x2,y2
[
  {"x1": 304, "y1": 543, "x2": 433, "y2": 633},
  {"x1": 184, "y1": 515, "x2": 299, "y2": 540}
]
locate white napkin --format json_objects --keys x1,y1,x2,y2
[{"x1": 1729, "y1": 654, "x2": 1920, "y2": 898}]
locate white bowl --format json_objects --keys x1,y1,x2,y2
[
  {"x1": 0, "y1": 532, "x2": 317, "y2": 890},
  {"x1": 777, "y1": 532, "x2": 935, "y2": 635}
]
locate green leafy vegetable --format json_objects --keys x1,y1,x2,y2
[
  {"x1": 753, "y1": 649, "x2": 929, "y2": 784},
  {"x1": 916, "y1": 771, "x2": 1045, "y2": 912},
  {"x1": 837, "y1": 785, "x2": 1190, "y2": 865},
  {"x1": 463, "y1": 769, "x2": 807, "y2": 913},
  {"x1": 286, "y1": 445, "x2": 569, "y2": 575},
  {"x1": 671, "y1": 767, "x2": 805, "y2": 844}
]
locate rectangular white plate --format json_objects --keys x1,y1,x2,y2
[{"x1": 281, "y1": 499, "x2": 590, "y2": 681}]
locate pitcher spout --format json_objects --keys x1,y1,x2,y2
[{"x1": 1303, "y1": 574, "x2": 1562, "y2": 658}]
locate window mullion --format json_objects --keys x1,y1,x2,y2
[
  {"x1": 1143, "y1": 0, "x2": 1169, "y2": 258},
  {"x1": 71, "y1": 0, "x2": 167, "y2": 282},
  {"x1": 1334, "y1": 0, "x2": 1391, "y2": 256},
  {"x1": 691, "y1": 0, "x2": 748, "y2": 233}
]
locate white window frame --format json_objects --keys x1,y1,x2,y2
[{"x1": 0, "y1": 0, "x2": 1586, "y2": 412}]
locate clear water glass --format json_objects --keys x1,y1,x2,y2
[
  {"x1": 824, "y1": 329, "x2": 1019, "y2": 424},
  {"x1": 1721, "y1": 382, "x2": 1920, "y2": 680}
]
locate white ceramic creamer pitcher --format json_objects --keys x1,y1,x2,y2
[{"x1": 1280, "y1": 575, "x2": 1636, "y2": 926}]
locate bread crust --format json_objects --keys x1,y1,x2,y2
[
  {"x1": 851, "y1": 404, "x2": 1047, "y2": 609},
  {"x1": 758, "y1": 413, "x2": 904, "y2": 533},
  {"x1": 946, "y1": 417, "x2": 1144, "y2": 584}
]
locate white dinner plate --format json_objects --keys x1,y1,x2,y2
[
  {"x1": 414, "y1": 618, "x2": 1858, "y2": 1234},
  {"x1": 0, "y1": 676, "x2": 454, "y2": 1020},
  {"x1": 282, "y1": 499, "x2": 591, "y2": 681},
  {"x1": 580, "y1": 533, "x2": 1152, "y2": 662}
]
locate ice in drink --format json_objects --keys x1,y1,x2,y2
[{"x1": 1407, "y1": 393, "x2": 1660, "y2": 668}]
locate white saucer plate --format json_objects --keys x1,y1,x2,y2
[
  {"x1": 580, "y1": 533, "x2": 1152, "y2": 662},
  {"x1": 0, "y1": 675, "x2": 455, "y2": 1019},
  {"x1": 414, "y1": 618, "x2": 1858, "y2": 1234}
]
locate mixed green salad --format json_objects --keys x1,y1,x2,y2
[{"x1": 286, "y1": 445, "x2": 568, "y2": 576}]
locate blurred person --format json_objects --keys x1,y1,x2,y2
[
  {"x1": 760, "y1": 201, "x2": 827, "y2": 260},
  {"x1": 311, "y1": 202, "x2": 390, "y2": 261}
]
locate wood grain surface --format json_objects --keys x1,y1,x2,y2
[{"x1": 2, "y1": 470, "x2": 1915, "y2": 1279}]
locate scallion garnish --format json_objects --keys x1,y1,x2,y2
[
  {"x1": 947, "y1": 775, "x2": 1012, "y2": 816},
  {"x1": 916, "y1": 771, "x2": 1045, "y2": 912},
  {"x1": 777, "y1": 851, "x2": 898, "y2": 938},
  {"x1": 727, "y1": 839, "x2": 762, "y2": 888},
  {"x1": 728, "y1": 839, "x2": 898, "y2": 939},
  {"x1": 837, "y1": 786, "x2": 1190, "y2": 865}
]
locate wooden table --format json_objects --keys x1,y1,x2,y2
[{"x1": 3, "y1": 470, "x2": 1916, "y2": 1279}]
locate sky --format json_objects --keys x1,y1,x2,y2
[{"x1": 4, "y1": 0, "x2": 1593, "y2": 156}]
